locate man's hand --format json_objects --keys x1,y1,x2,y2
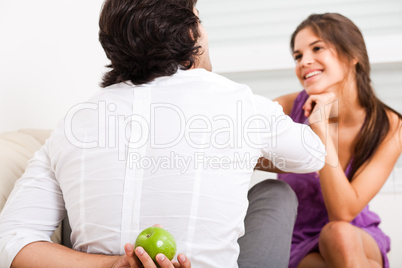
[{"x1": 111, "y1": 243, "x2": 191, "y2": 268}]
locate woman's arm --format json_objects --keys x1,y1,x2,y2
[
  {"x1": 307, "y1": 94, "x2": 402, "y2": 221},
  {"x1": 322, "y1": 119, "x2": 401, "y2": 221}
]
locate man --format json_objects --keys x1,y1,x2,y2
[{"x1": 0, "y1": 0, "x2": 326, "y2": 267}]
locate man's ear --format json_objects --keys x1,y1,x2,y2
[{"x1": 189, "y1": 28, "x2": 195, "y2": 41}]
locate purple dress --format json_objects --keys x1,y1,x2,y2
[{"x1": 278, "y1": 90, "x2": 390, "y2": 268}]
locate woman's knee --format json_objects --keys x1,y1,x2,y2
[
  {"x1": 318, "y1": 221, "x2": 382, "y2": 266},
  {"x1": 319, "y1": 221, "x2": 358, "y2": 250}
]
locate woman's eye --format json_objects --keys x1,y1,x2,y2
[
  {"x1": 294, "y1": 54, "x2": 302, "y2": 61},
  {"x1": 313, "y1": 46, "x2": 323, "y2": 52}
]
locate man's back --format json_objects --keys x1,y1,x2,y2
[{"x1": 14, "y1": 69, "x2": 261, "y2": 267}]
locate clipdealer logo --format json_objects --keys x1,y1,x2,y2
[
  {"x1": 127, "y1": 151, "x2": 286, "y2": 174},
  {"x1": 63, "y1": 100, "x2": 327, "y2": 166},
  {"x1": 64, "y1": 101, "x2": 281, "y2": 149}
]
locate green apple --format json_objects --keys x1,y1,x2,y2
[{"x1": 134, "y1": 226, "x2": 177, "y2": 264}]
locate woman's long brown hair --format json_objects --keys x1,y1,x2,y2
[{"x1": 290, "y1": 13, "x2": 402, "y2": 180}]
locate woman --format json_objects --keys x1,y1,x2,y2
[{"x1": 275, "y1": 13, "x2": 402, "y2": 268}]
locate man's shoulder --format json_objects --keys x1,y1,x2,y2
[{"x1": 180, "y1": 69, "x2": 250, "y2": 91}]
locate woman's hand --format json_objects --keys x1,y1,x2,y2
[
  {"x1": 303, "y1": 92, "x2": 337, "y2": 135},
  {"x1": 111, "y1": 243, "x2": 191, "y2": 268},
  {"x1": 303, "y1": 92, "x2": 339, "y2": 168}
]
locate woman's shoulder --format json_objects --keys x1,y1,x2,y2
[
  {"x1": 273, "y1": 92, "x2": 301, "y2": 116},
  {"x1": 385, "y1": 108, "x2": 402, "y2": 150}
]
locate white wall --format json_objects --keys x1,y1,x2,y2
[
  {"x1": 1, "y1": 0, "x2": 401, "y2": 266},
  {"x1": 0, "y1": 0, "x2": 107, "y2": 133}
]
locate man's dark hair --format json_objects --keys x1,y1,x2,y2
[{"x1": 99, "y1": 0, "x2": 200, "y2": 87}]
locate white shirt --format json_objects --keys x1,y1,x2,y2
[{"x1": 0, "y1": 69, "x2": 325, "y2": 267}]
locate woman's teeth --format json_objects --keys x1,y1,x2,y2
[{"x1": 305, "y1": 71, "x2": 322, "y2": 79}]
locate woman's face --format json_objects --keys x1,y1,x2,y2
[{"x1": 293, "y1": 27, "x2": 350, "y2": 95}]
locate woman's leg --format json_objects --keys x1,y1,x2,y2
[
  {"x1": 238, "y1": 179, "x2": 298, "y2": 268},
  {"x1": 298, "y1": 221, "x2": 383, "y2": 268},
  {"x1": 297, "y1": 252, "x2": 326, "y2": 268}
]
